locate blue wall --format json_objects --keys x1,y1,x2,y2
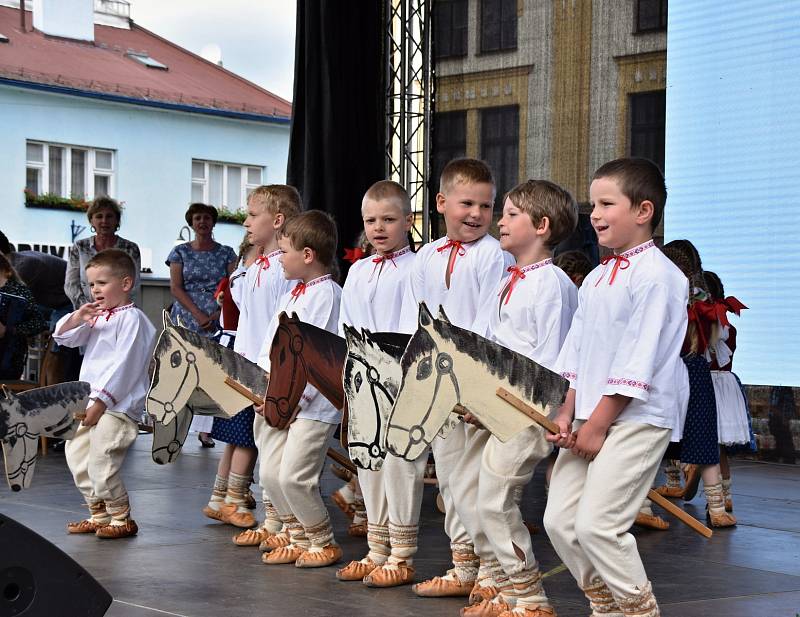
[{"x1": 0, "y1": 84, "x2": 290, "y2": 277}]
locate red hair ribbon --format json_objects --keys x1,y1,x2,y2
[
  {"x1": 500, "y1": 266, "x2": 527, "y2": 305},
  {"x1": 595, "y1": 254, "x2": 630, "y2": 286},
  {"x1": 436, "y1": 239, "x2": 466, "y2": 275},
  {"x1": 343, "y1": 247, "x2": 365, "y2": 264}
]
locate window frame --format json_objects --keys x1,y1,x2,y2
[
  {"x1": 479, "y1": 105, "x2": 520, "y2": 209},
  {"x1": 434, "y1": 0, "x2": 468, "y2": 59},
  {"x1": 627, "y1": 90, "x2": 666, "y2": 172},
  {"x1": 479, "y1": 0, "x2": 518, "y2": 54},
  {"x1": 25, "y1": 140, "x2": 116, "y2": 200},
  {"x1": 635, "y1": 0, "x2": 668, "y2": 34},
  {"x1": 190, "y1": 159, "x2": 265, "y2": 210}
]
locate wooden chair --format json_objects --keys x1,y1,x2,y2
[{"x1": 1, "y1": 333, "x2": 56, "y2": 455}]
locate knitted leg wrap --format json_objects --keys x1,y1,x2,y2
[
  {"x1": 721, "y1": 478, "x2": 732, "y2": 504},
  {"x1": 306, "y1": 516, "x2": 335, "y2": 549},
  {"x1": 211, "y1": 474, "x2": 228, "y2": 501},
  {"x1": 352, "y1": 496, "x2": 367, "y2": 525},
  {"x1": 582, "y1": 578, "x2": 623, "y2": 617},
  {"x1": 496, "y1": 569, "x2": 515, "y2": 605},
  {"x1": 224, "y1": 471, "x2": 250, "y2": 513},
  {"x1": 263, "y1": 498, "x2": 282, "y2": 534},
  {"x1": 477, "y1": 558, "x2": 502, "y2": 588},
  {"x1": 388, "y1": 522, "x2": 419, "y2": 565},
  {"x1": 704, "y1": 482, "x2": 726, "y2": 514},
  {"x1": 105, "y1": 494, "x2": 131, "y2": 522},
  {"x1": 664, "y1": 461, "x2": 682, "y2": 488},
  {"x1": 510, "y1": 566, "x2": 550, "y2": 609},
  {"x1": 616, "y1": 581, "x2": 659, "y2": 617},
  {"x1": 280, "y1": 514, "x2": 309, "y2": 549},
  {"x1": 366, "y1": 523, "x2": 390, "y2": 565},
  {"x1": 88, "y1": 500, "x2": 111, "y2": 524},
  {"x1": 638, "y1": 498, "x2": 654, "y2": 517},
  {"x1": 451, "y1": 542, "x2": 480, "y2": 582}
]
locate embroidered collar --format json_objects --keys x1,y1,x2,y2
[
  {"x1": 290, "y1": 274, "x2": 332, "y2": 301},
  {"x1": 595, "y1": 240, "x2": 655, "y2": 286},
  {"x1": 617, "y1": 239, "x2": 655, "y2": 259},
  {"x1": 369, "y1": 245, "x2": 411, "y2": 281},
  {"x1": 437, "y1": 237, "x2": 479, "y2": 275},
  {"x1": 90, "y1": 302, "x2": 135, "y2": 327},
  {"x1": 498, "y1": 259, "x2": 551, "y2": 306},
  {"x1": 254, "y1": 249, "x2": 283, "y2": 288}
]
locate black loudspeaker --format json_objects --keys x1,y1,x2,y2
[{"x1": 0, "y1": 513, "x2": 112, "y2": 616}]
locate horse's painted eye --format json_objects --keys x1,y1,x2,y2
[
  {"x1": 354, "y1": 372, "x2": 363, "y2": 392},
  {"x1": 436, "y1": 353, "x2": 452, "y2": 374},
  {"x1": 416, "y1": 357, "x2": 432, "y2": 381},
  {"x1": 170, "y1": 351, "x2": 182, "y2": 368}
]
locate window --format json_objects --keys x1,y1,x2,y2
[
  {"x1": 126, "y1": 51, "x2": 168, "y2": 70},
  {"x1": 480, "y1": 0, "x2": 517, "y2": 52},
  {"x1": 430, "y1": 111, "x2": 467, "y2": 237},
  {"x1": 191, "y1": 160, "x2": 264, "y2": 210},
  {"x1": 636, "y1": 0, "x2": 667, "y2": 33},
  {"x1": 434, "y1": 0, "x2": 468, "y2": 59},
  {"x1": 629, "y1": 91, "x2": 666, "y2": 171},
  {"x1": 480, "y1": 106, "x2": 519, "y2": 208},
  {"x1": 25, "y1": 140, "x2": 115, "y2": 199}
]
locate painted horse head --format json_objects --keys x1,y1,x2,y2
[
  {"x1": 384, "y1": 302, "x2": 461, "y2": 460},
  {"x1": 342, "y1": 325, "x2": 410, "y2": 470},
  {"x1": 263, "y1": 312, "x2": 346, "y2": 429},
  {"x1": 0, "y1": 382, "x2": 89, "y2": 490},
  {"x1": 386, "y1": 302, "x2": 569, "y2": 461}
]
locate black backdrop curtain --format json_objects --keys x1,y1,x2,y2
[{"x1": 287, "y1": 0, "x2": 386, "y2": 278}]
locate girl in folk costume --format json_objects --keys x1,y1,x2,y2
[
  {"x1": 201, "y1": 236, "x2": 260, "y2": 528},
  {"x1": 255, "y1": 210, "x2": 344, "y2": 568},
  {"x1": 654, "y1": 240, "x2": 736, "y2": 528},
  {"x1": 208, "y1": 186, "x2": 303, "y2": 547},
  {"x1": 335, "y1": 180, "x2": 421, "y2": 587},
  {"x1": 398, "y1": 159, "x2": 514, "y2": 598},
  {"x1": 703, "y1": 270, "x2": 754, "y2": 512},
  {"x1": 461, "y1": 180, "x2": 578, "y2": 617}
]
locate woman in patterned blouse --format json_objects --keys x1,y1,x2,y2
[
  {"x1": 64, "y1": 196, "x2": 141, "y2": 309},
  {"x1": 0, "y1": 253, "x2": 46, "y2": 379}
]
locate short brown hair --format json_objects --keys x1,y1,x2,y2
[
  {"x1": 439, "y1": 158, "x2": 495, "y2": 194},
  {"x1": 280, "y1": 210, "x2": 338, "y2": 269},
  {"x1": 248, "y1": 185, "x2": 303, "y2": 220},
  {"x1": 86, "y1": 196, "x2": 122, "y2": 224},
  {"x1": 363, "y1": 180, "x2": 412, "y2": 216},
  {"x1": 592, "y1": 157, "x2": 666, "y2": 230},
  {"x1": 85, "y1": 248, "x2": 136, "y2": 280},
  {"x1": 505, "y1": 179, "x2": 578, "y2": 249},
  {"x1": 185, "y1": 203, "x2": 218, "y2": 226}
]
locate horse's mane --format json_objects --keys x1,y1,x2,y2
[
  {"x1": 166, "y1": 325, "x2": 268, "y2": 397},
  {"x1": 369, "y1": 332, "x2": 410, "y2": 361},
  {"x1": 431, "y1": 318, "x2": 568, "y2": 409},
  {"x1": 14, "y1": 382, "x2": 91, "y2": 412},
  {"x1": 282, "y1": 317, "x2": 346, "y2": 368}
]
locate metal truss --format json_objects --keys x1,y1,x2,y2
[{"x1": 385, "y1": 0, "x2": 433, "y2": 244}]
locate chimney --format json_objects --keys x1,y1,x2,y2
[{"x1": 32, "y1": 0, "x2": 94, "y2": 41}]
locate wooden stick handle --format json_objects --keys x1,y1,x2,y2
[
  {"x1": 225, "y1": 376, "x2": 264, "y2": 406},
  {"x1": 224, "y1": 377, "x2": 357, "y2": 476},
  {"x1": 495, "y1": 387, "x2": 713, "y2": 539}
]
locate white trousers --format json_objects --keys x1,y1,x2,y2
[
  {"x1": 431, "y1": 421, "x2": 473, "y2": 546},
  {"x1": 258, "y1": 418, "x2": 335, "y2": 531},
  {"x1": 253, "y1": 413, "x2": 274, "y2": 504},
  {"x1": 477, "y1": 426, "x2": 552, "y2": 575},
  {"x1": 65, "y1": 412, "x2": 138, "y2": 518},
  {"x1": 543, "y1": 421, "x2": 670, "y2": 600},
  {"x1": 446, "y1": 423, "x2": 492, "y2": 553},
  {"x1": 360, "y1": 453, "x2": 427, "y2": 528}
]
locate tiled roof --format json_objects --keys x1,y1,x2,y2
[{"x1": 0, "y1": 6, "x2": 292, "y2": 120}]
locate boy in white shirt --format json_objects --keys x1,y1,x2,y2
[
  {"x1": 398, "y1": 158, "x2": 513, "y2": 597},
  {"x1": 543, "y1": 158, "x2": 689, "y2": 617},
  {"x1": 256, "y1": 210, "x2": 344, "y2": 568},
  {"x1": 54, "y1": 249, "x2": 156, "y2": 539},
  {"x1": 335, "y1": 180, "x2": 420, "y2": 587},
  {"x1": 464, "y1": 180, "x2": 578, "y2": 617},
  {"x1": 201, "y1": 186, "x2": 302, "y2": 542}
]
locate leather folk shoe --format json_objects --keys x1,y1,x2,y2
[
  {"x1": 654, "y1": 484, "x2": 685, "y2": 499},
  {"x1": 259, "y1": 531, "x2": 290, "y2": 552},
  {"x1": 262, "y1": 544, "x2": 305, "y2": 565},
  {"x1": 67, "y1": 519, "x2": 109, "y2": 534},
  {"x1": 469, "y1": 583, "x2": 499, "y2": 605},
  {"x1": 681, "y1": 464, "x2": 701, "y2": 501},
  {"x1": 331, "y1": 490, "x2": 356, "y2": 520},
  {"x1": 461, "y1": 598, "x2": 511, "y2": 617},
  {"x1": 295, "y1": 544, "x2": 343, "y2": 568},
  {"x1": 363, "y1": 562, "x2": 415, "y2": 587},
  {"x1": 202, "y1": 504, "x2": 227, "y2": 523},
  {"x1": 497, "y1": 606, "x2": 556, "y2": 617},
  {"x1": 634, "y1": 512, "x2": 670, "y2": 530},
  {"x1": 96, "y1": 519, "x2": 139, "y2": 539},
  {"x1": 348, "y1": 521, "x2": 368, "y2": 537},
  {"x1": 413, "y1": 573, "x2": 474, "y2": 597},
  {"x1": 232, "y1": 527, "x2": 272, "y2": 547},
  {"x1": 217, "y1": 503, "x2": 256, "y2": 529},
  {"x1": 336, "y1": 559, "x2": 379, "y2": 581}
]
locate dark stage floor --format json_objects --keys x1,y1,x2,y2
[{"x1": 1, "y1": 435, "x2": 798, "y2": 617}]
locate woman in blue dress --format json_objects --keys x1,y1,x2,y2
[{"x1": 167, "y1": 203, "x2": 237, "y2": 447}]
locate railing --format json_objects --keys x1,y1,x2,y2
[{"x1": 94, "y1": 0, "x2": 130, "y2": 19}]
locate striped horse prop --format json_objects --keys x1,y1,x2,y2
[
  {"x1": 0, "y1": 382, "x2": 90, "y2": 490},
  {"x1": 385, "y1": 302, "x2": 568, "y2": 461}
]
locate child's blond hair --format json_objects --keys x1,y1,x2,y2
[
  {"x1": 505, "y1": 179, "x2": 578, "y2": 249},
  {"x1": 363, "y1": 180, "x2": 412, "y2": 216},
  {"x1": 85, "y1": 249, "x2": 136, "y2": 280},
  {"x1": 439, "y1": 158, "x2": 495, "y2": 195},
  {"x1": 248, "y1": 185, "x2": 303, "y2": 220}
]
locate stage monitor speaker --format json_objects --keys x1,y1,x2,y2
[{"x1": 0, "y1": 513, "x2": 112, "y2": 616}]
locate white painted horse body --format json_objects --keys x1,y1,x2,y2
[
  {"x1": 385, "y1": 303, "x2": 568, "y2": 461},
  {"x1": 0, "y1": 382, "x2": 90, "y2": 490}
]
